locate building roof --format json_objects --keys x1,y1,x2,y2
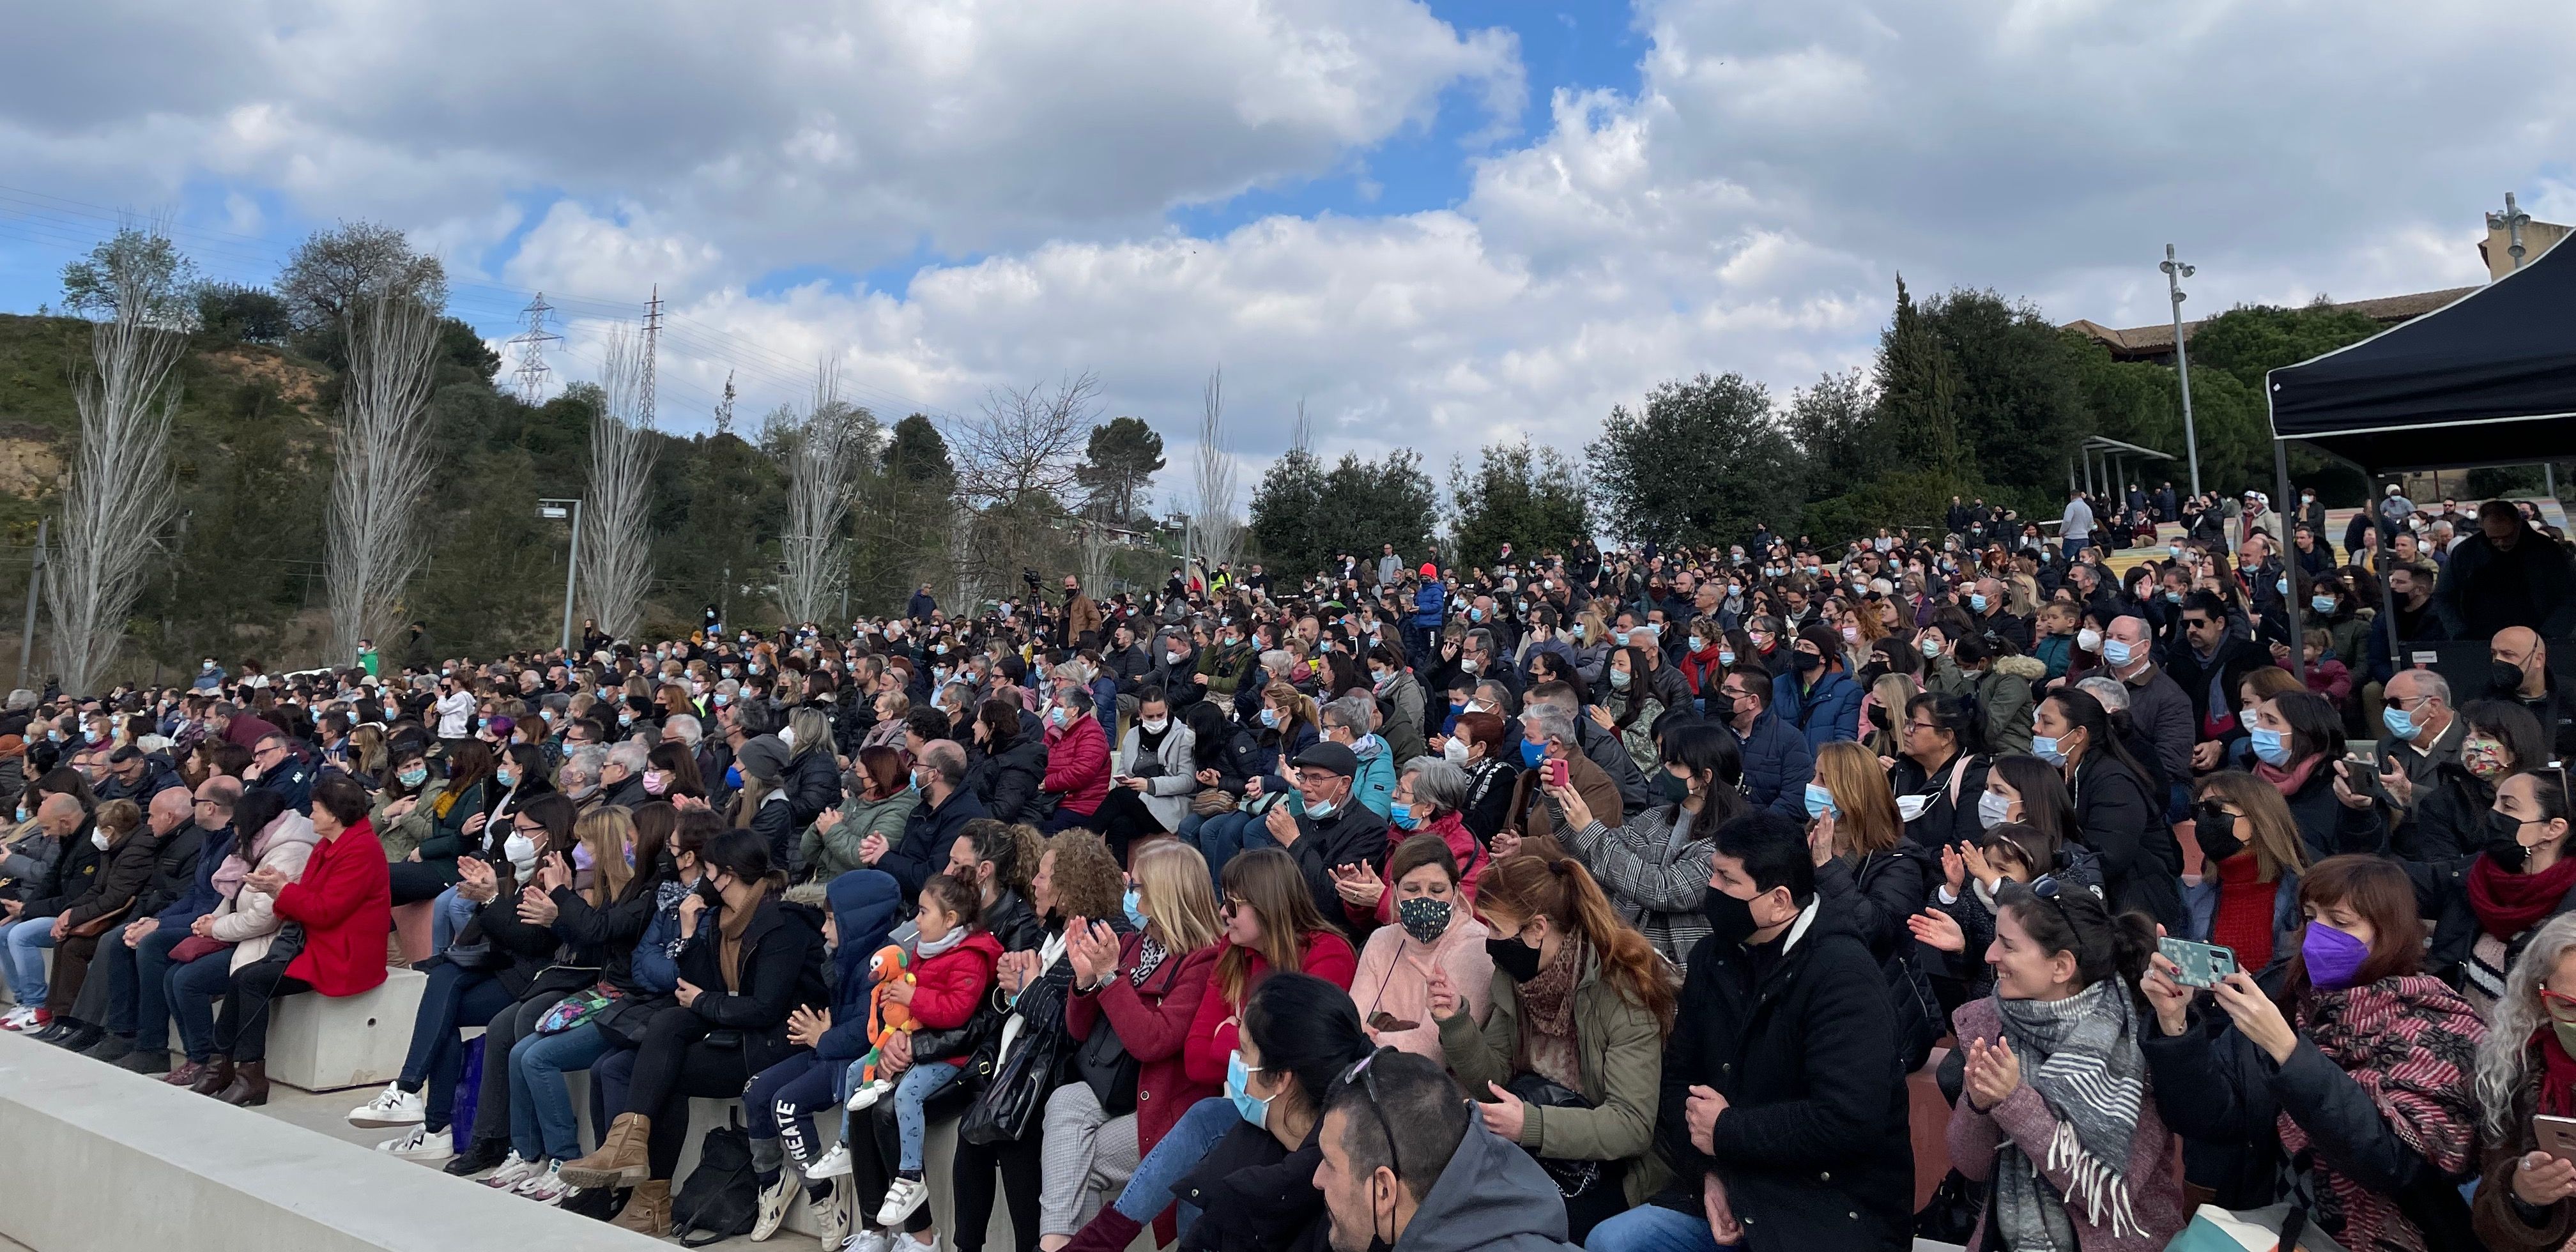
[{"x1": 2064, "y1": 286, "x2": 2483, "y2": 360}]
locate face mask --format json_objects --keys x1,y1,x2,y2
[
  {"x1": 1977, "y1": 789, "x2": 2013, "y2": 830},
  {"x1": 1387, "y1": 801, "x2": 1420, "y2": 831},
  {"x1": 2099, "y1": 639, "x2": 2135, "y2": 668},
  {"x1": 1792, "y1": 650, "x2": 1822, "y2": 674},
  {"x1": 398, "y1": 765, "x2": 428, "y2": 788},
  {"x1": 1607, "y1": 669, "x2": 1630, "y2": 692},
  {"x1": 2494, "y1": 659, "x2": 2530, "y2": 694},
  {"x1": 2309, "y1": 595, "x2": 2337, "y2": 616},
  {"x1": 2249, "y1": 726, "x2": 2292, "y2": 767},
  {"x1": 1803, "y1": 782, "x2": 1837, "y2": 819},
  {"x1": 1306, "y1": 798, "x2": 1337, "y2": 820},
  {"x1": 2032, "y1": 735, "x2": 2067, "y2": 767},
  {"x1": 1519, "y1": 739, "x2": 1547, "y2": 768},
  {"x1": 617, "y1": 713, "x2": 634, "y2": 727},
  {"x1": 1441, "y1": 738, "x2": 1470, "y2": 765},
  {"x1": 1659, "y1": 771, "x2": 1690, "y2": 804},
  {"x1": 2487, "y1": 807, "x2": 2541, "y2": 872},
  {"x1": 2076, "y1": 628, "x2": 2103, "y2": 653},
  {"x1": 2195, "y1": 807, "x2": 2246, "y2": 862},
  {"x1": 2463, "y1": 737, "x2": 2506, "y2": 782},
  {"x1": 1485, "y1": 933, "x2": 1544, "y2": 982},
  {"x1": 503, "y1": 832, "x2": 539, "y2": 876},
  {"x1": 1717, "y1": 648, "x2": 1736, "y2": 666},
  {"x1": 1048, "y1": 706, "x2": 1070, "y2": 729},
  {"x1": 2168, "y1": 545, "x2": 2184, "y2": 560},
  {"x1": 1259, "y1": 708, "x2": 1279, "y2": 729},
  {"x1": 2380, "y1": 705, "x2": 2425, "y2": 742},
  {"x1": 92, "y1": 830, "x2": 110, "y2": 851},
  {"x1": 1372, "y1": 892, "x2": 1449, "y2": 945},
  {"x1": 1701, "y1": 885, "x2": 1763, "y2": 947},
  {"x1": 1840, "y1": 625, "x2": 1860, "y2": 644},
  {"x1": 724, "y1": 764, "x2": 743, "y2": 790},
  {"x1": 1967, "y1": 593, "x2": 1989, "y2": 613},
  {"x1": 1123, "y1": 887, "x2": 1149, "y2": 933},
  {"x1": 1225, "y1": 1051, "x2": 1272, "y2": 1128},
  {"x1": 2301, "y1": 921, "x2": 2372, "y2": 991},
  {"x1": 2163, "y1": 590, "x2": 2184, "y2": 605},
  {"x1": 496, "y1": 768, "x2": 518, "y2": 789},
  {"x1": 202, "y1": 662, "x2": 217, "y2": 673}
]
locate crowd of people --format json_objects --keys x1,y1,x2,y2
[{"x1": 3, "y1": 482, "x2": 2575, "y2": 1252}]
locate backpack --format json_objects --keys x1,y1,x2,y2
[{"x1": 671, "y1": 1122, "x2": 760, "y2": 1246}]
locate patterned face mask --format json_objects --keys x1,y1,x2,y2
[{"x1": 1396, "y1": 895, "x2": 1452, "y2": 945}]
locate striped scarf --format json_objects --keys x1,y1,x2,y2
[
  {"x1": 1991, "y1": 980, "x2": 2148, "y2": 1250},
  {"x1": 2279, "y1": 975, "x2": 2484, "y2": 1251}
]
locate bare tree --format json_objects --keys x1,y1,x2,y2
[
  {"x1": 49, "y1": 224, "x2": 188, "y2": 693},
  {"x1": 953, "y1": 372, "x2": 1099, "y2": 508},
  {"x1": 325, "y1": 292, "x2": 441, "y2": 660},
  {"x1": 1192, "y1": 370, "x2": 1243, "y2": 575},
  {"x1": 779, "y1": 362, "x2": 873, "y2": 624},
  {"x1": 579, "y1": 326, "x2": 657, "y2": 639}
]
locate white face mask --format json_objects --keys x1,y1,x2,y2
[
  {"x1": 503, "y1": 832, "x2": 539, "y2": 876},
  {"x1": 91, "y1": 830, "x2": 111, "y2": 851},
  {"x1": 2076, "y1": 628, "x2": 2103, "y2": 653},
  {"x1": 1140, "y1": 717, "x2": 1169, "y2": 734},
  {"x1": 1442, "y1": 737, "x2": 1471, "y2": 764}
]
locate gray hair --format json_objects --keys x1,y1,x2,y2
[
  {"x1": 1259, "y1": 649, "x2": 1294, "y2": 677},
  {"x1": 788, "y1": 707, "x2": 833, "y2": 760},
  {"x1": 1399, "y1": 756, "x2": 1468, "y2": 814},
  {"x1": 1321, "y1": 696, "x2": 1373, "y2": 734},
  {"x1": 558, "y1": 746, "x2": 605, "y2": 788},
  {"x1": 1522, "y1": 704, "x2": 1575, "y2": 749},
  {"x1": 664, "y1": 713, "x2": 703, "y2": 747},
  {"x1": 921, "y1": 740, "x2": 968, "y2": 786},
  {"x1": 604, "y1": 740, "x2": 650, "y2": 775},
  {"x1": 2480, "y1": 913, "x2": 2576, "y2": 1138},
  {"x1": 1050, "y1": 661, "x2": 1088, "y2": 687},
  {"x1": 2074, "y1": 676, "x2": 2129, "y2": 714},
  {"x1": 4, "y1": 689, "x2": 32, "y2": 712},
  {"x1": 2391, "y1": 667, "x2": 2451, "y2": 707}
]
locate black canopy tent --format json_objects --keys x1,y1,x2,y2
[{"x1": 2264, "y1": 233, "x2": 2576, "y2": 681}]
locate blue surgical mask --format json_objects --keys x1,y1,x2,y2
[
  {"x1": 2275, "y1": 577, "x2": 2288, "y2": 596},
  {"x1": 1259, "y1": 708, "x2": 1280, "y2": 729},
  {"x1": 1977, "y1": 789, "x2": 2013, "y2": 829},
  {"x1": 2032, "y1": 735, "x2": 2066, "y2": 767},
  {"x1": 2310, "y1": 595, "x2": 2336, "y2": 615},
  {"x1": 1520, "y1": 739, "x2": 1547, "y2": 768},
  {"x1": 1968, "y1": 593, "x2": 1988, "y2": 612},
  {"x1": 1122, "y1": 887, "x2": 1149, "y2": 933},
  {"x1": 725, "y1": 764, "x2": 743, "y2": 788},
  {"x1": 2099, "y1": 639, "x2": 2135, "y2": 668},
  {"x1": 1225, "y1": 1051, "x2": 1271, "y2": 1128},
  {"x1": 397, "y1": 765, "x2": 428, "y2": 788},
  {"x1": 1686, "y1": 636, "x2": 1705, "y2": 653},
  {"x1": 2250, "y1": 726, "x2": 2292, "y2": 766},
  {"x1": 2382, "y1": 705, "x2": 2421, "y2": 742},
  {"x1": 2163, "y1": 590, "x2": 2182, "y2": 604},
  {"x1": 1717, "y1": 649, "x2": 1735, "y2": 665},
  {"x1": 1803, "y1": 782, "x2": 1837, "y2": 818},
  {"x1": 1388, "y1": 801, "x2": 1420, "y2": 831}
]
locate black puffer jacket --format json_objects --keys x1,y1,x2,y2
[
  {"x1": 675, "y1": 892, "x2": 829, "y2": 1078},
  {"x1": 133, "y1": 821, "x2": 210, "y2": 919},
  {"x1": 2068, "y1": 752, "x2": 2184, "y2": 932},
  {"x1": 966, "y1": 733, "x2": 1047, "y2": 823},
  {"x1": 1177, "y1": 1119, "x2": 1328, "y2": 1252},
  {"x1": 786, "y1": 743, "x2": 841, "y2": 828},
  {"x1": 548, "y1": 878, "x2": 664, "y2": 996}
]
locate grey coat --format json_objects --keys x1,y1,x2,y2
[{"x1": 1114, "y1": 719, "x2": 1200, "y2": 830}]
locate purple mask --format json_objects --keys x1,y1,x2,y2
[{"x1": 2301, "y1": 922, "x2": 2372, "y2": 990}]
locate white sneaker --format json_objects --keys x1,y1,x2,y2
[
  {"x1": 514, "y1": 1161, "x2": 577, "y2": 1206},
  {"x1": 874, "y1": 1176, "x2": 931, "y2": 1228},
  {"x1": 375, "y1": 1125, "x2": 456, "y2": 1164},
  {"x1": 482, "y1": 1151, "x2": 541, "y2": 1190},
  {"x1": 347, "y1": 1081, "x2": 427, "y2": 1128},
  {"x1": 753, "y1": 1171, "x2": 797, "y2": 1241},
  {"x1": 814, "y1": 1180, "x2": 852, "y2": 1251},
  {"x1": 0, "y1": 1006, "x2": 37, "y2": 1031},
  {"x1": 845, "y1": 1078, "x2": 893, "y2": 1111},
  {"x1": 806, "y1": 1143, "x2": 852, "y2": 1180},
  {"x1": 839, "y1": 1230, "x2": 892, "y2": 1252}
]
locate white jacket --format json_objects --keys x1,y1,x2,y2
[
  {"x1": 208, "y1": 811, "x2": 319, "y2": 972},
  {"x1": 1113, "y1": 719, "x2": 1199, "y2": 831}
]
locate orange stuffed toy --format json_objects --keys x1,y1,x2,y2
[{"x1": 845, "y1": 943, "x2": 916, "y2": 1110}]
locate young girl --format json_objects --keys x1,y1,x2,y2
[{"x1": 867, "y1": 873, "x2": 1002, "y2": 1231}]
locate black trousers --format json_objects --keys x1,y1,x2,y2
[
  {"x1": 1087, "y1": 787, "x2": 1168, "y2": 867},
  {"x1": 469, "y1": 991, "x2": 564, "y2": 1143},
  {"x1": 387, "y1": 860, "x2": 456, "y2": 906},
  {"x1": 608, "y1": 1007, "x2": 755, "y2": 1181},
  {"x1": 211, "y1": 952, "x2": 310, "y2": 1064},
  {"x1": 951, "y1": 1131, "x2": 1043, "y2": 1252}
]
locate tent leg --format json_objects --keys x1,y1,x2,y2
[{"x1": 2274, "y1": 438, "x2": 2304, "y2": 685}]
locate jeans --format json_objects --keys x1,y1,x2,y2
[
  {"x1": 0, "y1": 917, "x2": 56, "y2": 1004},
  {"x1": 1184, "y1": 810, "x2": 1276, "y2": 882},
  {"x1": 1586, "y1": 1203, "x2": 1729, "y2": 1252},
  {"x1": 2062, "y1": 536, "x2": 2087, "y2": 563},
  {"x1": 892, "y1": 1060, "x2": 963, "y2": 1172},
  {"x1": 167, "y1": 947, "x2": 236, "y2": 1062},
  {"x1": 1111, "y1": 1094, "x2": 1234, "y2": 1230},
  {"x1": 509, "y1": 1023, "x2": 611, "y2": 1163},
  {"x1": 429, "y1": 887, "x2": 478, "y2": 954},
  {"x1": 744, "y1": 1051, "x2": 838, "y2": 1172},
  {"x1": 104, "y1": 923, "x2": 186, "y2": 1048}
]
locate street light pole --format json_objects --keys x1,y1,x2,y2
[
  {"x1": 2162, "y1": 244, "x2": 2202, "y2": 500},
  {"x1": 540, "y1": 499, "x2": 583, "y2": 657},
  {"x1": 2488, "y1": 194, "x2": 2555, "y2": 502}
]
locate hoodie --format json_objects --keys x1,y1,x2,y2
[
  {"x1": 817, "y1": 869, "x2": 903, "y2": 1064},
  {"x1": 1391, "y1": 1119, "x2": 1583, "y2": 1252}
]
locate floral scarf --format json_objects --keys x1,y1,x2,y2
[
  {"x1": 2278, "y1": 974, "x2": 2485, "y2": 1251},
  {"x1": 1514, "y1": 935, "x2": 1584, "y2": 1092}
]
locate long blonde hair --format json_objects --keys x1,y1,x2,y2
[
  {"x1": 1131, "y1": 838, "x2": 1221, "y2": 956},
  {"x1": 574, "y1": 807, "x2": 636, "y2": 906},
  {"x1": 1816, "y1": 741, "x2": 1901, "y2": 857},
  {"x1": 1864, "y1": 673, "x2": 1920, "y2": 759}
]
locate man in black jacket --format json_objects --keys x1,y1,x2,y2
[
  {"x1": 877, "y1": 741, "x2": 987, "y2": 902},
  {"x1": 2165, "y1": 592, "x2": 2269, "y2": 771},
  {"x1": 2440, "y1": 500, "x2": 2576, "y2": 639},
  {"x1": 1264, "y1": 742, "x2": 1390, "y2": 924},
  {"x1": 1592, "y1": 810, "x2": 1911, "y2": 1252},
  {"x1": 78, "y1": 788, "x2": 201, "y2": 1065}
]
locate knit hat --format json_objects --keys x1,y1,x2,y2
[{"x1": 735, "y1": 733, "x2": 790, "y2": 784}]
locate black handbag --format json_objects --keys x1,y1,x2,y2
[
  {"x1": 1074, "y1": 1005, "x2": 1140, "y2": 1115},
  {"x1": 1501, "y1": 1073, "x2": 1625, "y2": 1201},
  {"x1": 960, "y1": 970, "x2": 1071, "y2": 1145}
]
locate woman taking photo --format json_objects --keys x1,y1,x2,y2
[
  {"x1": 1346, "y1": 834, "x2": 1492, "y2": 1061},
  {"x1": 2241, "y1": 689, "x2": 2386, "y2": 863},
  {"x1": 2189, "y1": 772, "x2": 2310, "y2": 972},
  {"x1": 2471, "y1": 913, "x2": 2576, "y2": 1249},
  {"x1": 1040, "y1": 837, "x2": 1224, "y2": 1251},
  {"x1": 1804, "y1": 739, "x2": 1929, "y2": 962},
  {"x1": 1889, "y1": 691, "x2": 1988, "y2": 850},
  {"x1": 806, "y1": 745, "x2": 919, "y2": 882},
  {"x1": 1549, "y1": 721, "x2": 1745, "y2": 971},
  {"x1": 2032, "y1": 689, "x2": 2184, "y2": 932},
  {"x1": 2141, "y1": 855, "x2": 2484, "y2": 1251},
  {"x1": 1945, "y1": 878, "x2": 2188, "y2": 1250},
  {"x1": 1435, "y1": 853, "x2": 1671, "y2": 1241}
]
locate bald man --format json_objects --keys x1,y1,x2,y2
[
  {"x1": 0, "y1": 795, "x2": 93, "y2": 1032},
  {"x1": 78, "y1": 788, "x2": 206, "y2": 1065},
  {"x1": 2491, "y1": 627, "x2": 2576, "y2": 761}
]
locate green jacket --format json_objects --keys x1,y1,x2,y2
[
  {"x1": 369, "y1": 777, "x2": 447, "y2": 862},
  {"x1": 1437, "y1": 946, "x2": 1668, "y2": 1205},
  {"x1": 800, "y1": 790, "x2": 920, "y2": 882},
  {"x1": 1199, "y1": 642, "x2": 1257, "y2": 699}
]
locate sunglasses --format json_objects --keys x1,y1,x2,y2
[{"x1": 1337, "y1": 1047, "x2": 1404, "y2": 1182}]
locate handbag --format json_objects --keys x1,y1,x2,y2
[
  {"x1": 169, "y1": 934, "x2": 227, "y2": 964},
  {"x1": 960, "y1": 968, "x2": 1071, "y2": 1145},
  {"x1": 440, "y1": 916, "x2": 511, "y2": 971},
  {"x1": 1190, "y1": 789, "x2": 1238, "y2": 817},
  {"x1": 592, "y1": 993, "x2": 678, "y2": 1049},
  {"x1": 536, "y1": 984, "x2": 618, "y2": 1035},
  {"x1": 2162, "y1": 1203, "x2": 2348, "y2": 1252},
  {"x1": 64, "y1": 899, "x2": 134, "y2": 939},
  {"x1": 1500, "y1": 1073, "x2": 1624, "y2": 1200}
]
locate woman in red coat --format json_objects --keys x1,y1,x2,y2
[
  {"x1": 1039, "y1": 689, "x2": 1112, "y2": 832},
  {"x1": 206, "y1": 775, "x2": 390, "y2": 1106},
  {"x1": 1041, "y1": 839, "x2": 1224, "y2": 1248}
]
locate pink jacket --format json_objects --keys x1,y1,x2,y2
[{"x1": 1349, "y1": 908, "x2": 1492, "y2": 1062}]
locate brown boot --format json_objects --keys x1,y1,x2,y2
[
  {"x1": 216, "y1": 1060, "x2": 269, "y2": 1106},
  {"x1": 609, "y1": 1179, "x2": 671, "y2": 1237},
  {"x1": 164, "y1": 1059, "x2": 205, "y2": 1087},
  {"x1": 189, "y1": 1055, "x2": 233, "y2": 1097},
  {"x1": 558, "y1": 1111, "x2": 652, "y2": 1189}
]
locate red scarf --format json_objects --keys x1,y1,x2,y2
[
  {"x1": 2252, "y1": 754, "x2": 2321, "y2": 795},
  {"x1": 2540, "y1": 1031, "x2": 2576, "y2": 1120},
  {"x1": 2467, "y1": 852, "x2": 2576, "y2": 940}
]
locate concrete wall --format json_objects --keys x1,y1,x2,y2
[{"x1": 0, "y1": 1032, "x2": 660, "y2": 1252}]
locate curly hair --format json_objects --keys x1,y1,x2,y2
[{"x1": 1041, "y1": 827, "x2": 1125, "y2": 925}]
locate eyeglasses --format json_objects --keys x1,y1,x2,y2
[{"x1": 1337, "y1": 1047, "x2": 1404, "y2": 1182}]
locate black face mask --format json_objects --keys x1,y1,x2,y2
[
  {"x1": 2487, "y1": 809, "x2": 2534, "y2": 872},
  {"x1": 2193, "y1": 809, "x2": 2245, "y2": 864},
  {"x1": 1791, "y1": 650, "x2": 1823, "y2": 675},
  {"x1": 696, "y1": 878, "x2": 726, "y2": 909},
  {"x1": 2494, "y1": 660, "x2": 2531, "y2": 695},
  {"x1": 1485, "y1": 935, "x2": 1544, "y2": 982},
  {"x1": 1702, "y1": 886, "x2": 1762, "y2": 947}
]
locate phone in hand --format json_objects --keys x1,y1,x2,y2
[
  {"x1": 2537, "y1": 1114, "x2": 2576, "y2": 1163},
  {"x1": 1544, "y1": 758, "x2": 1570, "y2": 791},
  {"x1": 2156, "y1": 937, "x2": 2238, "y2": 989}
]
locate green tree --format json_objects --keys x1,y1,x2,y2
[
  {"x1": 1247, "y1": 445, "x2": 1330, "y2": 574},
  {"x1": 1784, "y1": 369, "x2": 1887, "y2": 502},
  {"x1": 1448, "y1": 439, "x2": 1588, "y2": 564},
  {"x1": 192, "y1": 283, "x2": 290, "y2": 344},
  {"x1": 1916, "y1": 288, "x2": 2087, "y2": 491},
  {"x1": 1314, "y1": 450, "x2": 1438, "y2": 571},
  {"x1": 1075, "y1": 415, "x2": 1165, "y2": 525},
  {"x1": 1874, "y1": 277, "x2": 1964, "y2": 475},
  {"x1": 276, "y1": 221, "x2": 447, "y2": 365},
  {"x1": 60, "y1": 228, "x2": 198, "y2": 325},
  {"x1": 1586, "y1": 372, "x2": 1805, "y2": 546},
  {"x1": 2181, "y1": 301, "x2": 2384, "y2": 393},
  {"x1": 884, "y1": 413, "x2": 957, "y2": 485}
]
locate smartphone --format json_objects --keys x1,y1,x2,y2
[
  {"x1": 2344, "y1": 745, "x2": 2378, "y2": 767},
  {"x1": 2157, "y1": 937, "x2": 2238, "y2": 989},
  {"x1": 1544, "y1": 758, "x2": 1570, "y2": 791},
  {"x1": 2538, "y1": 1115, "x2": 2576, "y2": 1163}
]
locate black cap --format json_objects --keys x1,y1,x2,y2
[{"x1": 1289, "y1": 741, "x2": 1358, "y2": 778}]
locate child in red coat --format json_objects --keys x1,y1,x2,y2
[{"x1": 870, "y1": 873, "x2": 1000, "y2": 1230}]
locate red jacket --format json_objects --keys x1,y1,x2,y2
[
  {"x1": 274, "y1": 818, "x2": 392, "y2": 996},
  {"x1": 1344, "y1": 809, "x2": 1484, "y2": 931},
  {"x1": 907, "y1": 929, "x2": 1002, "y2": 1034},
  {"x1": 1068, "y1": 938, "x2": 1219, "y2": 1156},
  {"x1": 1181, "y1": 928, "x2": 1356, "y2": 1086},
  {"x1": 1041, "y1": 714, "x2": 1110, "y2": 816}
]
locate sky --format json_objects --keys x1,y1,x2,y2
[{"x1": 3, "y1": 0, "x2": 2573, "y2": 517}]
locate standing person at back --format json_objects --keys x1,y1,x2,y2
[{"x1": 2060, "y1": 488, "x2": 2094, "y2": 565}]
